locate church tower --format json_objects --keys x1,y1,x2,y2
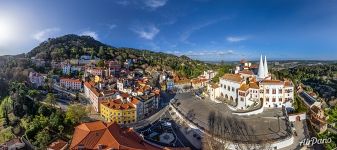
[
  {"x1": 258, "y1": 55, "x2": 265, "y2": 79},
  {"x1": 264, "y1": 56, "x2": 269, "y2": 77}
]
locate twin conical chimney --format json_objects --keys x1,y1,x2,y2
[{"x1": 258, "y1": 55, "x2": 269, "y2": 79}]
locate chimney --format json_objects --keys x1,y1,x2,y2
[
  {"x1": 257, "y1": 54, "x2": 265, "y2": 79},
  {"x1": 264, "y1": 56, "x2": 269, "y2": 77}
]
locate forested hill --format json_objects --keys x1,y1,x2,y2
[{"x1": 27, "y1": 34, "x2": 215, "y2": 78}]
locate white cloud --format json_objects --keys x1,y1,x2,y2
[
  {"x1": 33, "y1": 27, "x2": 60, "y2": 42},
  {"x1": 144, "y1": 0, "x2": 168, "y2": 8},
  {"x1": 226, "y1": 36, "x2": 248, "y2": 42},
  {"x1": 180, "y1": 18, "x2": 227, "y2": 45},
  {"x1": 132, "y1": 25, "x2": 160, "y2": 40},
  {"x1": 80, "y1": 31, "x2": 99, "y2": 40},
  {"x1": 108, "y1": 24, "x2": 117, "y2": 29}
]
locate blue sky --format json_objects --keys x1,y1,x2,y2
[{"x1": 0, "y1": 0, "x2": 337, "y2": 61}]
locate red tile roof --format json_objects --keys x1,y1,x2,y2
[
  {"x1": 239, "y1": 70, "x2": 254, "y2": 75},
  {"x1": 260, "y1": 80, "x2": 284, "y2": 85},
  {"x1": 249, "y1": 82, "x2": 259, "y2": 89},
  {"x1": 60, "y1": 78, "x2": 81, "y2": 83},
  {"x1": 222, "y1": 74, "x2": 243, "y2": 83},
  {"x1": 239, "y1": 84, "x2": 250, "y2": 91},
  {"x1": 101, "y1": 99, "x2": 136, "y2": 110},
  {"x1": 70, "y1": 121, "x2": 190, "y2": 150},
  {"x1": 48, "y1": 139, "x2": 68, "y2": 150}
]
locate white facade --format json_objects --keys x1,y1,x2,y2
[
  {"x1": 259, "y1": 80, "x2": 294, "y2": 108},
  {"x1": 219, "y1": 74, "x2": 242, "y2": 102},
  {"x1": 216, "y1": 55, "x2": 294, "y2": 111},
  {"x1": 203, "y1": 70, "x2": 217, "y2": 79},
  {"x1": 207, "y1": 84, "x2": 221, "y2": 102},
  {"x1": 237, "y1": 84, "x2": 260, "y2": 110},
  {"x1": 60, "y1": 78, "x2": 82, "y2": 90}
]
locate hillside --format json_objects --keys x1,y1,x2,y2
[{"x1": 27, "y1": 34, "x2": 215, "y2": 78}]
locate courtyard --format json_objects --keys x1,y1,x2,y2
[{"x1": 171, "y1": 92, "x2": 292, "y2": 143}]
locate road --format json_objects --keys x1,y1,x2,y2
[
  {"x1": 128, "y1": 105, "x2": 169, "y2": 129},
  {"x1": 170, "y1": 120, "x2": 199, "y2": 150}
]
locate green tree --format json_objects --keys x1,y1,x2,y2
[
  {"x1": 0, "y1": 97, "x2": 13, "y2": 125},
  {"x1": 98, "y1": 46, "x2": 105, "y2": 59},
  {"x1": 0, "y1": 127, "x2": 14, "y2": 143},
  {"x1": 28, "y1": 90, "x2": 40, "y2": 100},
  {"x1": 34, "y1": 129, "x2": 51, "y2": 149},
  {"x1": 45, "y1": 93, "x2": 56, "y2": 107},
  {"x1": 66, "y1": 104, "x2": 88, "y2": 124},
  {"x1": 97, "y1": 60, "x2": 105, "y2": 67}
]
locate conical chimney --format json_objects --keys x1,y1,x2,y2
[
  {"x1": 264, "y1": 56, "x2": 269, "y2": 77},
  {"x1": 258, "y1": 55, "x2": 265, "y2": 79}
]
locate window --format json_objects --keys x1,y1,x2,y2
[
  {"x1": 241, "y1": 98, "x2": 244, "y2": 101},
  {"x1": 266, "y1": 89, "x2": 269, "y2": 94},
  {"x1": 279, "y1": 98, "x2": 282, "y2": 102},
  {"x1": 279, "y1": 89, "x2": 282, "y2": 94},
  {"x1": 272, "y1": 89, "x2": 276, "y2": 94},
  {"x1": 272, "y1": 98, "x2": 276, "y2": 102},
  {"x1": 232, "y1": 87, "x2": 234, "y2": 92},
  {"x1": 266, "y1": 98, "x2": 269, "y2": 102}
]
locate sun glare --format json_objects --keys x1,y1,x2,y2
[{"x1": 0, "y1": 17, "x2": 16, "y2": 45}]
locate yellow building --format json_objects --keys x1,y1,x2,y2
[
  {"x1": 100, "y1": 98, "x2": 139, "y2": 124},
  {"x1": 94, "y1": 75, "x2": 102, "y2": 83}
]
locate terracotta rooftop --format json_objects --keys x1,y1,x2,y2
[
  {"x1": 222, "y1": 74, "x2": 243, "y2": 83},
  {"x1": 284, "y1": 81, "x2": 293, "y2": 87},
  {"x1": 48, "y1": 139, "x2": 68, "y2": 150},
  {"x1": 175, "y1": 79, "x2": 191, "y2": 84},
  {"x1": 211, "y1": 83, "x2": 219, "y2": 89},
  {"x1": 249, "y1": 82, "x2": 259, "y2": 89},
  {"x1": 60, "y1": 78, "x2": 81, "y2": 83},
  {"x1": 101, "y1": 98, "x2": 138, "y2": 110},
  {"x1": 70, "y1": 121, "x2": 190, "y2": 150},
  {"x1": 239, "y1": 70, "x2": 254, "y2": 75},
  {"x1": 191, "y1": 78, "x2": 208, "y2": 84},
  {"x1": 260, "y1": 80, "x2": 284, "y2": 85},
  {"x1": 239, "y1": 84, "x2": 250, "y2": 91}
]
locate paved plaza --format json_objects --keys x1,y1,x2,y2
[{"x1": 172, "y1": 92, "x2": 292, "y2": 143}]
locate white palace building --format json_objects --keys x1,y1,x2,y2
[{"x1": 209, "y1": 55, "x2": 294, "y2": 110}]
